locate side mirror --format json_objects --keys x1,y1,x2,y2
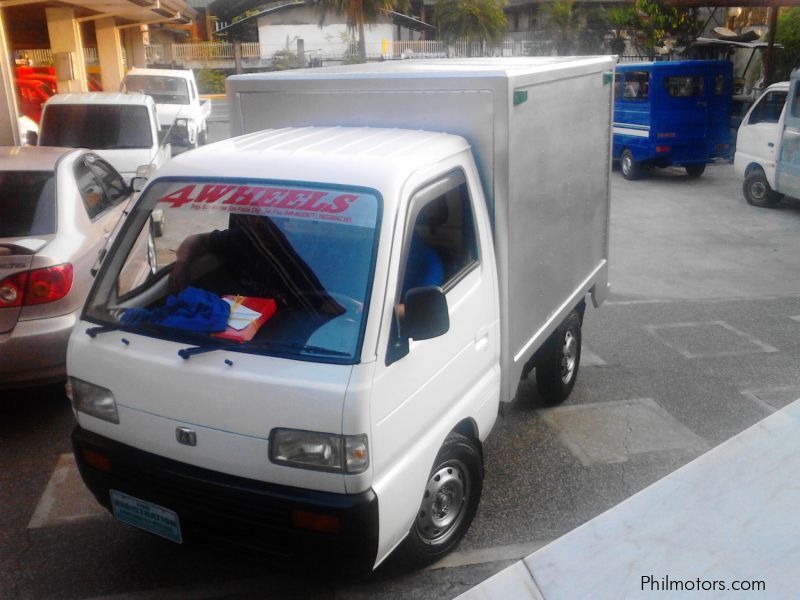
[
  {"x1": 400, "y1": 286, "x2": 449, "y2": 341},
  {"x1": 24, "y1": 131, "x2": 38, "y2": 146},
  {"x1": 130, "y1": 176, "x2": 148, "y2": 193}
]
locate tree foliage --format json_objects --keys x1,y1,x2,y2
[
  {"x1": 433, "y1": 0, "x2": 508, "y2": 47},
  {"x1": 775, "y1": 8, "x2": 800, "y2": 81},
  {"x1": 541, "y1": 1, "x2": 610, "y2": 55},
  {"x1": 611, "y1": 0, "x2": 701, "y2": 59},
  {"x1": 316, "y1": 0, "x2": 409, "y2": 62}
]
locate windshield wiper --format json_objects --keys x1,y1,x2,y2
[
  {"x1": 177, "y1": 340, "x2": 349, "y2": 360},
  {"x1": 86, "y1": 324, "x2": 123, "y2": 338}
]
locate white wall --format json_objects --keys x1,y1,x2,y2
[{"x1": 257, "y1": 6, "x2": 405, "y2": 59}]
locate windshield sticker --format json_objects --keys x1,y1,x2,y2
[{"x1": 157, "y1": 183, "x2": 375, "y2": 226}]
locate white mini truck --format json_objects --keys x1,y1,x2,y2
[{"x1": 68, "y1": 58, "x2": 613, "y2": 572}]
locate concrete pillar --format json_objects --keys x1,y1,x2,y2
[
  {"x1": 96, "y1": 17, "x2": 124, "y2": 92},
  {"x1": 45, "y1": 7, "x2": 88, "y2": 93},
  {"x1": 0, "y1": 9, "x2": 19, "y2": 145},
  {"x1": 124, "y1": 27, "x2": 147, "y2": 68}
]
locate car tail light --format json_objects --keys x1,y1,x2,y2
[
  {"x1": 0, "y1": 272, "x2": 28, "y2": 307},
  {"x1": 655, "y1": 146, "x2": 671, "y2": 153},
  {"x1": 24, "y1": 264, "x2": 73, "y2": 305},
  {"x1": 0, "y1": 264, "x2": 73, "y2": 308}
]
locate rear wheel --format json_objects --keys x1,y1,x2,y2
[
  {"x1": 744, "y1": 170, "x2": 782, "y2": 207},
  {"x1": 396, "y1": 432, "x2": 483, "y2": 567},
  {"x1": 620, "y1": 149, "x2": 640, "y2": 180},
  {"x1": 685, "y1": 163, "x2": 706, "y2": 178},
  {"x1": 536, "y1": 310, "x2": 582, "y2": 405}
]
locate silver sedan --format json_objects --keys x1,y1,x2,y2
[{"x1": 0, "y1": 146, "x2": 154, "y2": 388}]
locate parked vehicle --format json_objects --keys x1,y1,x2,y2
[
  {"x1": 15, "y1": 78, "x2": 53, "y2": 123},
  {"x1": 0, "y1": 147, "x2": 152, "y2": 389},
  {"x1": 733, "y1": 78, "x2": 796, "y2": 207},
  {"x1": 38, "y1": 93, "x2": 171, "y2": 184},
  {"x1": 122, "y1": 68, "x2": 211, "y2": 148},
  {"x1": 614, "y1": 60, "x2": 732, "y2": 180},
  {"x1": 68, "y1": 57, "x2": 613, "y2": 572}
]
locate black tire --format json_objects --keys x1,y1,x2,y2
[
  {"x1": 743, "y1": 170, "x2": 782, "y2": 207},
  {"x1": 620, "y1": 149, "x2": 640, "y2": 180},
  {"x1": 685, "y1": 163, "x2": 706, "y2": 178},
  {"x1": 396, "y1": 432, "x2": 483, "y2": 567},
  {"x1": 536, "y1": 310, "x2": 582, "y2": 405},
  {"x1": 199, "y1": 129, "x2": 208, "y2": 146}
]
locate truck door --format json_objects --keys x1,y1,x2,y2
[
  {"x1": 658, "y1": 69, "x2": 707, "y2": 151},
  {"x1": 369, "y1": 167, "x2": 498, "y2": 562},
  {"x1": 776, "y1": 77, "x2": 800, "y2": 198},
  {"x1": 737, "y1": 88, "x2": 787, "y2": 183}
]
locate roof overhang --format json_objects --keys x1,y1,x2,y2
[{"x1": 0, "y1": 0, "x2": 197, "y2": 26}]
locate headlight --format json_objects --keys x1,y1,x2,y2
[
  {"x1": 69, "y1": 377, "x2": 119, "y2": 424},
  {"x1": 270, "y1": 429, "x2": 369, "y2": 474}
]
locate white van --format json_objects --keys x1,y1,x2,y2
[
  {"x1": 733, "y1": 77, "x2": 800, "y2": 207},
  {"x1": 67, "y1": 58, "x2": 613, "y2": 573}
]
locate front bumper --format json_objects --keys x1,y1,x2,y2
[
  {"x1": 72, "y1": 427, "x2": 379, "y2": 573},
  {"x1": 0, "y1": 312, "x2": 76, "y2": 388}
]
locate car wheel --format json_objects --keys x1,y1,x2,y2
[
  {"x1": 396, "y1": 432, "x2": 483, "y2": 567},
  {"x1": 620, "y1": 149, "x2": 641, "y2": 180},
  {"x1": 685, "y1": 163, "x2": 706, "y2": 178},
  {"x1": 536, "y1": 310, "x2": 582, "y2": 405},
  {"x1": 744, "y1": 170, "x2": 782, "y2": 208}
]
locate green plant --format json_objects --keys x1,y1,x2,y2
[
  {"x1": 434, "y1": 0, "x2": 508, "y2": 49},
  {"x1": 776, "y1": 8, "x2": 800, "y2": 81},
  {"x1": 609, "y1": 0, "x2": 701, "y2": 59},
  {"x1": 195, "y1": 68, "x2": 227, "y2": 94}
]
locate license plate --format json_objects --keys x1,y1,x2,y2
[{"x1": 110, "y1": 490, "x2": 182, "y2": 544}]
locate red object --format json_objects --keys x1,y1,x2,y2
[
  {"x1": 24, "y1": 264, "x2": 73, "y2": 305},
  {"x1": 291, "y1": 510, "x2": 342, "y2": 534},
  {"x1": 15, "y1": 78, "x2": 53, "y2": 123},
  {"x1": 0, "y1": 264, "x2": 73, "y2": 307},
  {"x1": 82, "y1": 448, "x2": 112, "y2": 473},
  {"x1": 655, "y1": 145, "x2": 671, "y2": 153},
  {"x1": 212, "y1": 296, "x2": 277, "y2": 343}
]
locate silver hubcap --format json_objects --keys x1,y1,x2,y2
[
  {"x1": 416, "y1": 461, "x2": 468, "y2": 546},
  {"x1": 750, "y1": 180, "x2": 766, "y2": 200},
  {"x1": 561, "y1": 330, "x2": 577, "y2": 383},
  {"x1": 622, "y1": 154, "x2": 632, "y2": 176}
]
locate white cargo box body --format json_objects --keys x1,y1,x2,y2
[{"x1": 228, "y1": 57, "x2": 614, "y2": 402}]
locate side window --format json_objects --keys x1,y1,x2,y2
[
  {"x1": 74, "y1": 159, "x2": 111, "y2": 220},
  {"x1": 400, "y1": 171, "x2": 479, "y2": 299},
  {"x1": 715, "y1": 74, "x2": 725, "y2": 96},
  {"x1": 87, "y1": 156, "x2": 129, "y2": 206},
  {"x1": 749, "y1": 91, "x2": 787, "y2": 125},
  {"x1": 623, "y1": 72, "x2": 649, "y2": 101},
  {"x1": 663, "y1": 75, "x2": 704, "y2": 97}
]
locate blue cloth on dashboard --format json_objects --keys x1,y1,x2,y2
[{"x1": 121, "y1": 286, "x2": 230, "y2": 333}]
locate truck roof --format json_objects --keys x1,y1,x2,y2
[
  {"x1": 158, "y1": 126, "x2": 470, "y2": 191},
  {"x1": 44, "y1": 92, "x2": 154, "y2": 106},
  {"x1": 126, "y1": 67, "x2": 193, "y2": 79},
  {"x1": 0, "y1": 145, "x2": 78, "y2": 171},
  {"x1": 230, "y1": 56, "x2": 612, "y2": 83}
]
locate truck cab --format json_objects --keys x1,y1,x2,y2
[
  {"x1": 38, "y1": 93, "x2": 170, "y2": 183},
  {"x1": 122, "y1": 68, "x2": 211, "y2": 148},
  {"x1": 614, "y1": 60, "x2": 732, "y2": 180},
  {"x1": 734, "y1": 80, "x2": 795, "y2": 207}
]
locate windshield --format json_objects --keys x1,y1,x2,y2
[
  {"x1": 85, "y1": 178, "x2": 381, "y2": 363},
  {"x1": 40, "y1": 104, "x2": 152, "y2": 149},
  {"x1": 0, "y1": 171, "x2": 56, "y2": 237},
  {"x1": 124, "y1": 75, "x2": 189, "y2": 105}
]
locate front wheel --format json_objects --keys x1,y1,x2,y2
[
  {"x1": 620, "y1": 149, "x2": 641, "y2": 180},
  {"x1": 685, "y1": 163, "x2": 706, "y2": 178},
  {"x1": 744, "y1": 170, "x2": 782, "y2": 207},
  {"x1": 396, "y1": 432, "x2": 483, "y2": 567},
  {"x1": 536, "y1": 310, "x2": 582, "y2": 405}
]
